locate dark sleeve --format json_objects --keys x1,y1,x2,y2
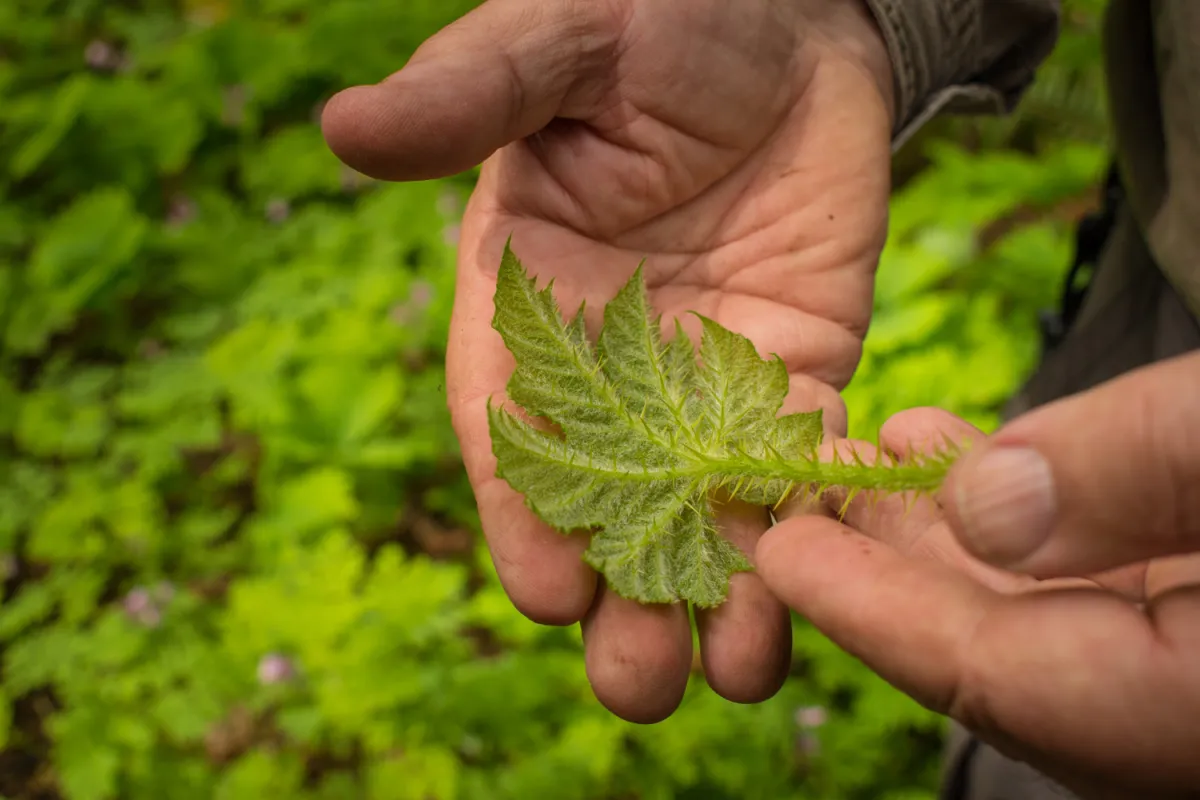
[{"x1": 862, "y1": 0, "x2": 1063, "y2": 147}]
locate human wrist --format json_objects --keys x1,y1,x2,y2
[
  {"x1": 844, "y1": 0, "x2": 898, "y2": 129},
  {"x1": 800, "y1": 0, "x2": 897, "y2": 130}
]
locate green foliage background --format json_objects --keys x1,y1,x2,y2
[{"x1": 0, "y1": 1, "x2": 1107, "y2": 798}]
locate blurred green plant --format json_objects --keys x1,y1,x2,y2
[
  {"x1": 844, "y1": 139, "x2": 1107, "y2": 437},
  {"x1": 0, "y1": 0, "x2": 1106, "y2": 798}
]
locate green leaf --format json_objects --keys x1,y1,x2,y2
[
  {"x1": 215, "y1": 751, "x2": 305, "y2": 800},
  {"x1": 0, "y1": 371, "x2": 17, "y2": 437},
  {"x1": 52, "y1": 713, "x2": 120, "y2": 800},
  {"x1": 366, "y1": 746, "x2": 459, "y2": 800},
  {"x1": 0, "y1": 686, "x2": 12, "y2": 751},
  {"x1": 489, "y1": 246, "x2": 957, "y2": 607},
  {"x1": 240, "y1": 125, "x2": 346, "y2": 201},
  {"x1": 273, "y1": 468, "x2": 360, "y2": 533},
  {"x1": 15, "y1": 388, "x2": 112, "y2": 460},
  {"x1": 4, "y1": 188, "x2": 147, "y2": 355},
  {"x1": 294, "y1": 361, "x2": 403, "y2": 446},
  {"x1": 0, "y1": 582, "x2": 58, "y2": 642},
  {"x1": 9, "y1": 75, "x2": 90, "y2": 179}
]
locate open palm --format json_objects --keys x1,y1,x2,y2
[{"x1": 323, "y1": 0, "x2": 895, "y2": 721}]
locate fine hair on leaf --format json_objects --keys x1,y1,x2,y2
[{"x1": 488, "y1": 243, "x2": 959, "y2": 608}]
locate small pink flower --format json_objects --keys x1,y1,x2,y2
[
  {"x1": 257, "y1": 653, "x2": 296, "y2": 685},
  {"x1": 123, "y1": 587, "x2": 162, "y2": 628},
  {"x1": 409, "y1": 281, "x2": 434, "y2": 309},
  {"x1": 436, "y1": 190, "x2": 463, "y2": 218},
  {"x1": 166, "y1": 195, "x2": 197, "y2": 228},
  {"x1": 265, "y1": 198, "x2": 290, "y2": 224},
  {"x1": 795, "y1": 705, "x2": 828, "y2": 729},
  {"x1": 389, "y1": 281, "x2": 436, "y2": 327},
  {"x1": 84, "y1": 40, "x2": 121, "y2": 72}
]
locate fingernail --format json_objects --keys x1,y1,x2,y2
[{"x1": 954, "y1": 447, "x2": 1057, "y2": 566}]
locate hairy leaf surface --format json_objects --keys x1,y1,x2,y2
[{"x1": 489, "y1": 245, "x2": 954, "y2": 607}]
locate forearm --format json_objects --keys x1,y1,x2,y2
[{"x1": 861, "y1": 0, "x2": 1062, "y2": 147}]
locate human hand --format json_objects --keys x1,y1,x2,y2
[
  {"x1": 322, "y1": 0, "x2": 895, "y2": 721},
  {"x1": 757, "y1": 350, "x2": 1200, "y2": 798}
]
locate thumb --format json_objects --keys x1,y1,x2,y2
[
  {"x1": 942, "y1": 349, "x2": 1200, "y2": 578},
  {"x1": 321, "y1": 0, "x2": 624, "y2": 181}
]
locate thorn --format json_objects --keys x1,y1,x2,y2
[{"x1": 837, "y1": 488, "x2": 858, "y2": 520}]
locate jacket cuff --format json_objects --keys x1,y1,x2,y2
[{"x1": 862, "y1": 0, "x2": 1061, "y2": 149}]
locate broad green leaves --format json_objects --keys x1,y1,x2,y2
[
  {"x1": 0, "y1": 0, "x2": 1102, "y2": 795},
  {"x1": 6, "y1": 188, "x2": 148, "y2": 355}
]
